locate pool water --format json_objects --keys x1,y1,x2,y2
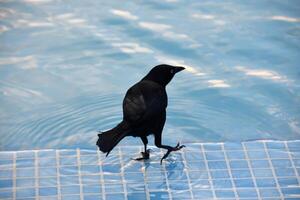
[{"x1": 0, "y1": 0, "x2": 300, "y2": 151}]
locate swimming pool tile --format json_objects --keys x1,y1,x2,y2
[{"x1": 0, "y1": 141, "x2": 299, "y2": 200}]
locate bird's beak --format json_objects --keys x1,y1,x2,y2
[{"x1": 174, "y1": 66, "x2": 185, "y2": 73}]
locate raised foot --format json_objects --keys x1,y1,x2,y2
[
  {"x1": 134, "y1": 149, "x2": 150, "y2": 161},
  {"x1": 160, "y1": 142, "x2": 185, "y2": 164}
]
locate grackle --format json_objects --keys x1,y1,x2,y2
[{"x1": 96, "y1": 64, "x2": 185, "y2": 163}]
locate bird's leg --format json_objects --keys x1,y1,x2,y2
[
  {"x1": 135, "y1": 136, "x2": 150, "y2": 160},
  {"x1": 155, "y1": 135, "x2": 185, "y2": 164}
]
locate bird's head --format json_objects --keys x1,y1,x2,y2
[{"x1": 142, "y1": 64, "x2": 185, "y2": 86}]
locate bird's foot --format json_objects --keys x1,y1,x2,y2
[
  {"x1": 134, "y1": 149, "x2": 150, "y2": 161},
  {"x1": 160, "y1": 142, "x2": 185, "y2": 164}
]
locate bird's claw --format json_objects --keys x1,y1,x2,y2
[
  {"x1": 134, "y1": 150, "x2": 150, "y2": 161},
  {"x1": 160, "y1": 142, "x2": 185, "y2": 164}
]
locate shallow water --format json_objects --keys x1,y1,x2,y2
[{"x1": 0, "y1": 0, "x2": 300, "y2": 150}]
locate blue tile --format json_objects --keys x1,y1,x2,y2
[
  {"x1": 145, "y1": 171, "x2": 166, "y2": 182},
  {"x1": 192, "y1": 190, "x2": 213, "y2": 199},
  {"x1": 0, "y1": 179, "x2": 12, "y2": 188},
  {"x1": 234, "y1": 178, "x2": 254, "y2": 188},
  {"x1": 102, "y1": 164, "x2": 121, "y2": 173},
  {"x1": 39, "y1": 187, "x2": 57, "y2": 196},
  {"x1": 39, "y1": 177, "x2": 57, "y2": 187},
  {"x1": 16, "y1": 158, "x2": 35, "y2": 168},
  {"x1": 188, "y1": 170, "x2": 209, "y2": 180},
  {"x1": 0, "y1": 189, "x2": 13, "y2": 198},
  {"x1": 266, "y1": 141, "x2": 286, "y2": 150},
  {"x1": 278, "y1": 178, "x2": 299, "y2": 187},
  {"x1": 256, "y1": 178, "x2": 277, "y2": 187},
  {"x1": 186, "y1": 161, "x2": 206, "y2": 170},
  {"x1": 271, "y1": 159, "x2": 292, "y2": 168},
  {"x1": 59, "y1": 166, "x2": 79, "y2": 176},
  {"x1": 83, "y1": 184, "x2": 101, "y2": 193},
  {"x1": 16, "y1": 188, "x2": 35, "y2": 198},
  {"x1": 210, "y1": 170, "x2": 230, "y2": 179},
  {"x1": 150, "y1": 191, "x2": 169, "y2": 200},
  {"x1": 213, "y1": 179, "x2": 233, "y2": 189},
  {"x1": 294, "y1": 159, "x2": 300, "y2": 167},
  {"x1": 0, "y1": 159, "x2": 13, "y2": 168},
  {"x1": 287, "y1": 141, "x2": 300, "y2": 151},
  {"x1": 259, "y1": 188, "x2": 280, "y2": 197},
  {"x1": 191, "y1": 180, "x2": 211, "y2": 190},
  {"x1": 244, "y1": 142, "x2": 265, "y2": 149},
  {"x1": 127, "y1": 192, "x2": 146, "y2": 200},
  {"x1": 281, "y1": 187, "x2": 300, "y2": 197},
  {"x1": 224, "y1": 143, "x2": 243, "y2": 150},
  {"x1": 17, "y1": 167, "x2": 35, "y2": 177},
  {"x1": 39, "y1": 167, "x2": 57, "y2": 177},
  {"x1": 104, "y1": 173, "x2": 122, "y2": 183},
  {"x1": 61, "y1": 185, "x2": 80, "y2": 195},
  {"x1": 17, "y1": 151, "x2": 34, "y2": 159},
  {"x1": 60, "y1": 156, "x2": 77, "y2": 165},
  {"x1": 252, "y1": 169, "x2": 273, "y2": 178},
  {"x1": 167, "y1": 170, "x2": 187, "y2": 180},
  {"x1": 165, "y1": 162, "x2": 185, "y2": 171},
  {"x1": 80, "y1": 155, "x2": 98, "y2": 165},
  {"x1": 275, "y1": 168, "x2": 295, "y2": 177},
  {"x1": 215, "y1": 190, "x2": 235, "y2": 198},
  {"x1": 208, "y1": 161, "x2": 227, "y2": 169},
  {"x1": 291, "y1": 152, "x2": 300, "y2": 159},
  {"x1": 39, "y1": 157, "x2": 56, "y2": 167},
  {"x1": 226, "y1": 151, "x2": 245, "y2": 160},
  {"x1": 169, "y1": 180, "x2": 189, "y2": 190},
  {"x1": 126, "y1": 183, "x2": 146, "y2": 193},
  {"x1": 247, "y1": 151, "x2": 267, "y2": 159},
  {"x1": 236, "y1": 189, "x2": 258, "y2": 198},
  {"x1": 250, "y1": 160, "x2": 269, "y2": 168},
  {"x1": 0, "y1": 152, "x2": 14, "y2": 160},
  {"x1": 171, "y1": 190, "x2": 191, "y2": 199},
  {"x1": 0, "y1": 169, "x2": 12, "y2": 179},
  {"x1": 229, "y1": 160, "x2": 249, "y2": 169},
  {"x1": 81, "y1": 165, "x2": 100, "y2": 174},
  {"x1": 60, "y1": 176, "x2": 79, "y2": 185},
  {"x1": 124, "y1": 172, "x2": 144, "y2": 183},
  {"x1": 147, "y1": 181, "x2": 168, "y2": 191},
  {"x1": 81, "y1": 175, "x2": 101, "y2": 185},
  {"x1": 123, "y1": 162, "x2": 142, "y2": 172},
  {"x1": 184, "y1": 152, "x2": 204, "y2": 161},
  {"x1": 105, "y1": 184, "x2": 124, "y2": 193},
  {"x1": 205, "y1": 151, "x2": 225, "y2": 160},
  {"x1": 231, "y1": 169, "x2": 251, "y2": 178},
  {"x1": 84, "y1": 194, "x2": 102, "y2": 200},
  {"x1": 16, "y1": 178, "x2": 35, "y2": 187},
  {"x1": 61, "y1": 195, "x2": 81, "y2": 200},
  {"x1": 203, "y1": 144, "x2": 222, "y2": 151},
  {"x1": 106, "y1": 193, "x2": 125, "y2": 200},
  {"x1": 268, "y1": 150, "x2": 289, "y2": 158}
]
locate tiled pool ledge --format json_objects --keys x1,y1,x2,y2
[{"x1": 0, "y1": 140, "x2": 299, "y2": 200}]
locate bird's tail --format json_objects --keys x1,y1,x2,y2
[{"x1": 96, "y1": 121, "x2": 130, "y2": 157}]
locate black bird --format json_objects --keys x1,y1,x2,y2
[{"x1": 96, "y1": 64, "x2": 185, "y2": 163}]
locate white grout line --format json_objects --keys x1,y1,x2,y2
[
  {"x1": 180, "y1": 149, "x2": 194, "y2": 200},
  {"x1": 140, "y1": 146, "x2": 151, "y2": 200},
  {"x1": 55, "y1": 150, "x2": 61, "y2": 200},
  {"x1": 200, "y1": 144, "x2": 217, "y2": 199},
  {"x1": 96, "y1": 148, "x2": 106, "y2": 200},
  {"x1": 76, "y1": 149, "x2": 84, "y2": 200},
  {"x1": 161, "y1": 149, "x2": 173, "y2": 200},
  {"x1": 34, "y1": 150, "x2": 39, "y2": 200},
  {"x1": 222, "y1": 143, "x2": 239, "y2": 200},
  {"x1": 284, "y1": 141, "x2": 300, "y2": 186},
  {"x1": 118, "y1": 147, "x2": 128, "y2": 200},
  {"x1": 242, "y1": 142, "x2": 261, "y2": 200},
  {"x1": 12, "y1": 152, "x2": 16, "y2": 200},
  {"x1": 262, "y1": 141, "x2": 284, "y2": 199}
]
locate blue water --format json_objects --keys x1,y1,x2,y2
[{"x1": 0, "y1": 0, "x2": 299, "y2": 150}]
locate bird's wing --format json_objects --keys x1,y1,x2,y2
[{"x1": 123, "y1": 80, "x2": 167, "y2": 123}]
